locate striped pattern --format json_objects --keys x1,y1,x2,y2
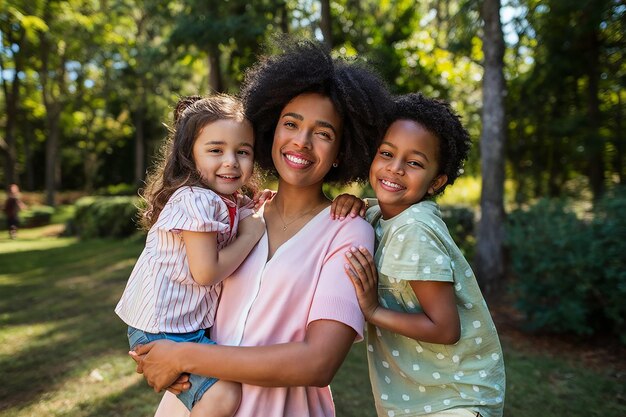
[{"x1": 115, "y1": 186, "x2": 253, "y2": 333}]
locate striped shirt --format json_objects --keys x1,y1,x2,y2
[{"x1": 115, "y1": 186, "x2": 254, "y2": 334}]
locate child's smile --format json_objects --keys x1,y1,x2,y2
[
  {"x1": 192, "y1": 118, "x2": 255, "y2": 196},
  {"x1": 369, "y1": 119, "x2": 448, "y2": 219}
]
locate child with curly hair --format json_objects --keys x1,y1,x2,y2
[{"x1": 336, "y1": 93, "x2": 505, "y2": 417}]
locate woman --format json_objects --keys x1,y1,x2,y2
[{"x1": 133, "y1": 39, "x2": 391, "y2": 417}]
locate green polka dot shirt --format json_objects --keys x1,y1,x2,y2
[{"x1": 365, "y1": 201, "x2": 505, "y2": 417}]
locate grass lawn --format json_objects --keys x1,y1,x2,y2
[{"x1": 0, "y1": 225, "x2": 624, "y2": 417}]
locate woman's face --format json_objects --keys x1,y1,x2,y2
[{"x1": 272, "y1": 93, "x2": 342, "y2": 188}]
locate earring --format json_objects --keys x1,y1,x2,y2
[{"x1": 332, "y1": 162, "x2": 338, "y2": 168}]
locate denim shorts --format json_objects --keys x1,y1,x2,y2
[{"x1": 127, "y1": 326, "x2": 218, "y2": 411}]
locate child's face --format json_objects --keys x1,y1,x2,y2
[
  {"x1": 369, "y1": 119, "x2": 448, "y2": 219},
  {"x1": 192, "y1": 119, "x2": 255, "y2": 196}
]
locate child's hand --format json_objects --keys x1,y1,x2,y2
[
  {"x1": 331, "y1": 193, "x2": 367, "y2": 220},
  {"x1": 238, "y1": 212, "x2": 265, "y2": 242},
  {"x1": 253, "y1": 189, "x2": 275, "y2": 210},
  {"x1": 344, "y1": 246, "x2": 380, "y2": 321},
  {"x1": 166, "y1": 374, "x2": 191, "y2": 395}
]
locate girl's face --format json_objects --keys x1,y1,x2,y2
[
  {"x1": 272, "y1": 93, "x2": 342, "y2": 189},
  {"x1": 370, "y1": 119, "x2": 448, "y2": 219},
  {"x1": 192, "y1": 118, "x2": 255, "y2": 196}
]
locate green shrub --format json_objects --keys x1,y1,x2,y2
[
  {"x1": 70, "y1": 196, "x2": 140, "y2": 239},
  {"x1": 589, "y1": 188, "x2": 626, "y2": 343},
  {"x1": 96, "y1": 183, "x2": 139, "y2": 196},
  {"x1": 22, "y1": 205, "x2": 55, "y2": 227},
  {"x1": 440, "y1": 205, "x2": 475, "y2": 259},
  {"x1": 506, "y1": 191, "x2": 626, "y2": 343},
  {"x1": 507, "y1": 199, "x2": 594, "y2": 335}
]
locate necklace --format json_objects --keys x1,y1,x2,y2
[{"x1": 275, "y1": 203, "x2": 323, "y2": 231}]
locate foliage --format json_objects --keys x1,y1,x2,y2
[
  {"x1": 506, "y1": 191, "x2": 626, "y2": 343},
  {"x1": 69, "y1": 196, "x2": 140, "y2": 239},
  {"x1": 440, "y1": 205, "x2": 476, "y2": 259},
  {"x1": 588, "y1": 188, "x2": 626, "y2": 343},
  {"x1": 96, "y1": 183, "x2": 139, "y2": 196},
  {"x1": 20, "y1": 204, "x2": 54, "y2": 227},
  {"x1": 506, "y1": 0, "x2": 625, "y2": 201}
]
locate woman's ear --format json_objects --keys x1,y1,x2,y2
[{"x1": 428, "y1": 174, "x2": 448, "y2": 195}]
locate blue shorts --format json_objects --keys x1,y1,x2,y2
[{"x1": 127, "y1": 326, "x2": 218, "y2": 411}]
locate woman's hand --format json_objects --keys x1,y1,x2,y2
[
  {"x1": 129, "y1": 340, "x2": 185, "y2": 392},
  {"x1": 344, "y1": 246, "x2": 380, "y2": 321},
  {"x1": 330, "y1": 193, "x2": 367, "y2": 220}
]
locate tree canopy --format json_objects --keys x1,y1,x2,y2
[{"x1": 1, "y1": 0, "x2": 623, "y2": 205}]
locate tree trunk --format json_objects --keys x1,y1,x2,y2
[
  {"x1": 134, "y1": 105, "x2": 146, "y2": 186},
  {"x1": 320, "y1": 0, "x2": 333, "y2": 48},
  {"x1": 2, "y1": 124, "x2": 16, "y2": 188},
  {"x1": 278, "y1": 1, "x2": 289, "y2": 33},
  {"x1": 615, "y1": 91, "x2": 624, "y2": 183},
  {"x1": 1, "y1": 65, "x2": 21, "y2": 189},
  {"x1": 585, "y1": 27, "x2": 603, "y2": 200},
  {"x1": 474, "y1": 0, "x2": 506, "y2": 298},
  {"x1": 207, "y1": 45, "x2": 223, "y2": 93},
  {"x1": 23, "y1": 124, "x2": 34, "y2": 190},
  {"x1": 45, "y1": 111, "x2": 60, "y2": 206}
]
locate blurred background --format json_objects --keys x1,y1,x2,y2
[{"x1": 0, "y1": 1, "x2": 624, "y2": 416}]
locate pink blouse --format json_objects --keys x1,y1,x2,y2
[{"x1": 154, "y1": 206, "x2": 374, "y2": 417}]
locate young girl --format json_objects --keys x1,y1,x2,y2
[
  {"x1": 339, "y1": 93, "x2": 505, "y2": 417},
  {"x1": 115, "y1": 94, "x2": 265, "y2": 417}
]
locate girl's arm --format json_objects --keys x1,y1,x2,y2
[
  {"x1": 182, "y1": 213, "x2": 265, "y2": 286},
  {"x1": 345, "y1": 246, "x2": 460, "y2": 344},
  {"x1": 131, "y1": 319, "x2": 356, "y2": 392}
]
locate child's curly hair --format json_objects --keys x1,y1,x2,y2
[
  {"x1": 393, "y1": 93, "x2": 472, "y2": 195},
  {"x1": 139, "y1": 94, "x2": 252, "y2": 230},
  {"x1": 240, "y1": 37, "x2": 392, "y2": 184}
]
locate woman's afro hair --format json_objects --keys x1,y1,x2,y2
[
  {"x1": 393, "y1": 93, "x2": 472, "y2": 194},
  {"x1": 240, "y1": 37, "x2": 392, "y2": 184}
]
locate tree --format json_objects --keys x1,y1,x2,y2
[
  {"x1": 475, "y1": 0, "x2": 506, "y2": 296},
  {"x1": 169, "y1": 0, "x2": 278, "y2": 93},
  {"x1": 320, "y1": 0, "x2": 332, "y2": 47},
  {"x1": 0, "y1": 3, "x2": 46, "y2": 189}
]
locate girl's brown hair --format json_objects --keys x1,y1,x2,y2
[{"x1": 139, "y1": 94, "x2": 253, "y2": 230}]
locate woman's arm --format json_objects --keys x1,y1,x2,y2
[
  {"x1": 132, "y1": 319, "x2": 356, "y2": 392},
  {"x1": 345, "y1": 246, "x2": 460, "y2": 344}
]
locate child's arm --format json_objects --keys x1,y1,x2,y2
[
  {"x1": 252, "y1": 189, "x2": 275, "y2": 210},
  {"x1": 182, "y1": 213, "x2": 265, "y2": 286},
  {"x1": 330, "y1": 193, "x2": 367, "y2": 220},
  {"x1": 344, "y1": 246, "x2": 460, "y2": 344}
]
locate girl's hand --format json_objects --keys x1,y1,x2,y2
[
  {"x1": 331, "y1": 194, "x2": 367, "y2": 220},
  {"x1": 344, "y1": 246, "x2": 380, "y2": 321},
  {"x1": 238, "y1": 212, "x2": 266, "y2": 242},
  {"x1": 166, "y1": 374, "x2": 191, "y2": 395},
  {"x1": 129, "y1": 340, "x2": 184, "y2": 392},
  {"x1": 253, "y1": 189, "x2": 275, "y2": 210}
]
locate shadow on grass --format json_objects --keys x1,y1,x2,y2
[
  {"x1": 77, "y1": 379, "x2": 161, "y2": 417},
  {"x1": 0, "y1": 236, "x2": 143, "y2": 411}
]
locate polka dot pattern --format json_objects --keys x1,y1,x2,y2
[{"x1": 365, "y1": 201, "x2": 505, "y2": 417}]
